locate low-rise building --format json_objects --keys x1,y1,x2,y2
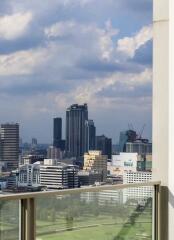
[
  {"x1": 78, "y1": 170, "x2": 102, "y2": 186},
  {"x1": 6, "y1": 170, "x2": 18, "y2": 189},
  {"x1": 123, "y1": 171, "x2": 152, "y2": 203},
  {"x1": 21, "y1": 154, "x2": 44, "y2": 165},
  {"x1": 108, "y1": 153, "x2": 138, "y2": 176},
  {"x1": 18, "y1": 163, "x2": 40, "y2": 188},
  {"x1": 40, "y1": 161, "x2": 79, "y2": 189},
  {"x1": 83, "y1": 150, "x2": 107, "y2": 181}
]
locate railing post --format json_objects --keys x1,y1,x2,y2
[
  {"x1": 153, "y1": 184, "x2": 160, "y2": 240},
  {"x1": 20, "y1": 198, "x2": 36, "y2": 240}
]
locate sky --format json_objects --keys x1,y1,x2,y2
[{"x1": 0, "y1": 0, "x2": 152, "y2": 144}]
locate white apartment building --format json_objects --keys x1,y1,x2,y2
[
  {"x1": 98, "y1": 190, "x2": 123, "y2": 206},
  {"x1": 18, "y1": 163, "x2": 40, "y2": 188},
  {"x1": 80, "y1": 190, "x2": 123, "y2": 206},
  {"x1": 40, "y1": 161, "x2": 79, "y2": 189},
  {"x1": 40, "y1": 165, "x2": 68, "y2": 189},
  {"x1": 123, "y1": 171, "x2": 152, "y2": 203}
]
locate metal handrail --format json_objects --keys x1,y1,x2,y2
[
  {"x1": 0, "y1": 181, "x2": 161, "y2": 240},
  {"x1": 0, "y1": 181, "x2": 161, "y2": 201}
]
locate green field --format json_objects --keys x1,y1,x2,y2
[
  {"x1": 0, "y1": 191, "x2": 153, "y2": 240},
  {"x1": 36, "y1": 206, "x2": 152, "y2": 240},
  {"x1": 36, "y1": 222, "x2": 151, "y2": 240}
]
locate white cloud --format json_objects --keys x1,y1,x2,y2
[
  {"x1": 117, "y1": 25, "x2": 152, "y2": 58},
  {"x1": 0, "y1": 12, "x2": 32, "y2": 40},
  {"x1": 74, "y1": 68, "x2": 152, "y2": 102},
  {"x1": 54, "y1": 68, "x2": 152, "y2": 109},
  {"x1": 45, "y1": 19, "x2": 118, "y2": 61},
  {"x1": 0, "y1": 47, "x2": 49, "y2": 76},
  {"x1": 44, "y1": 20, "x2": 76, "y2": 38},
  {"x1": 99, "y1": 20, "x2": 119, "y2": 60},
  {"x1": 58, "y1": 0, "x2": 95, "y2": 7}
]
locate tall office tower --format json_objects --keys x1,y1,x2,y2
[
  {"x1": 119, "y1": 130, "x2": 137, "y2": 152},
  {"x1": 0, "y1": 123, "x2": 19, "y2": 171},
  {"x1": 96, "y1": 135, "x2": 112, "y2": 159},
  {"x1": 53, "y1": 118, "x2": 62, "y2": 148},
  {"x1": 31, "y1": 138, "x2": 37, "y2": 149},
  {"x1": 66, "y1": 104, "x2": 88, "y2": 158},
  {"x1": 85, "y1": 120, "x2": 96, "y2": 152}
]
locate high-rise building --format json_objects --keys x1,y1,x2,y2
[
  {"x1": 31, "y1": 138, "x2": 37, "y2": 147},
  {"x1": 66, "y1": 104, "x2": 88, "y2": 158},
  {"x1": 53, "y1": 118, "x2": 62, "y2": 147},
  {"x1": 96, "y1": 135, "x2": 112, "y2": 159},
  {"x1": 119, "y1": 130, "x2": 137, "y2": 152},
  {"x1": 83, "y1": 150, "x2": 107, "y2": 181},
  {"x1": 85, "y1": 120, "x2": 96, "y2": 152},
  {"x1": 0, "y1": 123, "x2": 19, "y2": 171},
  {"x1": 125, "y1": 140, "x2": 152, "y2": 155}
]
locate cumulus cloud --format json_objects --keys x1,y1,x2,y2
[
  {"x1": 0, "y1": 0, "x2": 152, "y2": 141},
  {"x1": 44, "y1": 20, "x2": 76, "y2": 38},
  {"x1": 0, "y1": 46, "x2": 49, "y2": 75},
  {"x1": 117, "y1": 25, "x2": 152, "y2": 58},
  {"x1": 53, "y1": 68, "x2": 152, "y2": 110},
  {"x1": 45, "y1": 19, "x2": 118, "y2": 61},
  {"x1": 0, "y1": 12, "x2": 32, "y2": 40}
]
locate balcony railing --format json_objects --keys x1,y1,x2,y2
[{"x1": 0, "y1": 181, "x2": 160, "y2": 240}]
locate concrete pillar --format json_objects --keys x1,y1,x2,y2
[{"x1": 153, "y1": 0, "x2": 174, "y2": 239}]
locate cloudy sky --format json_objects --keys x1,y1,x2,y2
[{"x1": 0, "y1": 0, "x2": 152, "y2": 144}]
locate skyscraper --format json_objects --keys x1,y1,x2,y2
[
  {"x1": 53, "y1": 117, "x2": 62, "y2": 148},
  {"x1": 85, "y1": 120, "x2": 96, "y2": 152},
  {"x1": 119, "y1": 130, "x2": 137, "y2": 152},
  {"x1": 96, "y1": 135, "x2": 112, "y2": 159},
  {"x1": 31, "y1": 138, "x2": 37, "y2": 148},
  {"x1": 66, "y1": 104, "x2": 88, "y2": 158},
  {"x1": 0, "y1": 123, "x2": 19, "y2": 171}
]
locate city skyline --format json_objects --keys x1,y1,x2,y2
[
  {"x1": 18, "y1": 103, "x2": 151, "y2": 145},
  {"x1": 0, "y1": 0, "x2": 152, "y2": 143}
]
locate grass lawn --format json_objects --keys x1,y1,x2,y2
[
  {"x1": 37, "y1": 224, "x2": 123, "y2": 240},
  {"x1": 35, "y1": 196, "x2": 153, "y2": 240},
  {"x1": 36, "y1": 222, "x2": 152, "y2": 240},
  {"x1": 36, "y1": 211, "x2": 152, "y2": 240}
]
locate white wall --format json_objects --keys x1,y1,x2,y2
[
  {"x1": 112, "y1": 153, "x2": 138, "y2": 171},
  {"x1": 153, "y1": 0, "x2": 174, "y2": 239}
]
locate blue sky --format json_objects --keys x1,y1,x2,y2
[{"x1": 0, "y1": 0, "x2": 152, "y2": 143}]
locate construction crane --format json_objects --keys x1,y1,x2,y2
[{"x1": 137, "y1": 124, "x2": 146, "y2": 140}]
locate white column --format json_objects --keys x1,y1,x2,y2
[{"x1": 153, "y1": 0, "x2": 174, "y2": 239}]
